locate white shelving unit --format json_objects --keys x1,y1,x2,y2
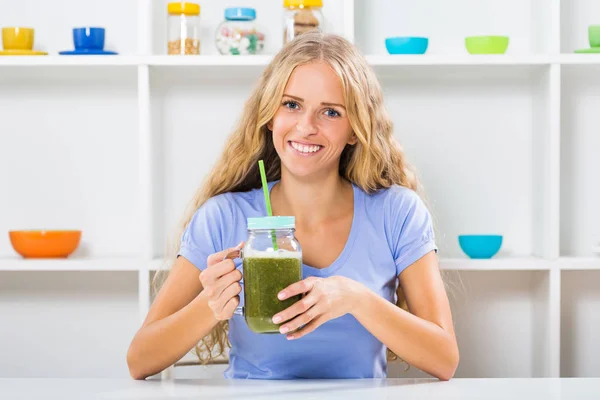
[
  {"x1": 1, "y1": 0, "x2": 599, "y2": 379},
  {"x1": 2, "y1": 54, "x2": 600, "y2": 67}
]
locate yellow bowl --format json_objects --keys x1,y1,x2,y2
[
  {"x1": 9, "y1": 230, "x2": 82, "y2": 258},
  {"x1": 2, "y1": 27, "x2": 35, "y2": 50}
]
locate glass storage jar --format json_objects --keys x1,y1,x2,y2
[
  {"x1": 283, "y1": 0, "x2": 324, "y2": 44},
  {"x1": 167, "y1": 2, "x2": 200, "y2": 55},
  {"x1": 236, "y1": 216, "x2": 303, "y2": 334},
  {"x1": 215, "y1": 7, "x2": 265, "y2": 55}
]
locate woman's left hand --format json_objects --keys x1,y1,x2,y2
[{"x1": 271, "y1": 276, "x2": 364, "y2": 340}]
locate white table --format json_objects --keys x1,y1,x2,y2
[{"x1": 1, "y1": 378, "x2": 599, "y2": 399}]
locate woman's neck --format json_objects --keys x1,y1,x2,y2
[{"x1": 271, "y1": 169, "x2": 353, "y2": 227}]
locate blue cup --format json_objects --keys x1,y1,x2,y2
[{"x1": 73, "y1": 27, "x2": 105, "y2": 50}]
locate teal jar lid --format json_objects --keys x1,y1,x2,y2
[
  {"x1": 225, "y1": 7, "x2": 256, "y2": 21},
  {"x1": 247, "y1": 216, "x2": 295, "y2": 230}
]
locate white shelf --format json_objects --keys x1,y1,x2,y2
[
  {"x1": 147, "y1": 55, "x2": 273, "y2": 66},
  {"x1": 557, "y1": 258, "x2": 600, "y2": 271},
  {"x1": 0, "y1": 257, "x2": 158, "y2": 272},
  {"x1": 1, "y1": 257, "x2": 598, "y2": 272},
  {"x1": 1, "y1": 54, "x2": 600, "y2": 68},
  {"x1": 0, "y1": 55, "x2": 141, "y2": 66},
  {"x1": 559, "y1": 54, "x2": 600, "y2": 65},
  {"x1": 366, "y1": 55, "x2": 552, "y2": 66},
  {"x1": 444, "y1": 257, "x2": 600, "y2": 271},
  {"x1": 441, "y1": 257, "x2": 552, "y2": 271}
]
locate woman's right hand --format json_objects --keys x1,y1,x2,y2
[{"x1": 200, "y1": 242, "x2": 244, "y2": 321}]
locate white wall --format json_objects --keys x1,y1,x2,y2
[
  {"x1": 0, "y1": 271, "x2": 138, "y2": 378},
  {"x1": 0, "y1": 67, "x2": 140, "y2": 259}
]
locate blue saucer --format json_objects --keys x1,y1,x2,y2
[{"x1": 59, "y1": 49, "x2": 118, "y2": 55}]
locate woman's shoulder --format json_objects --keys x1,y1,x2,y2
[
  {"x1": 357, "y1": 183, "x2": 431, "y2": 231},
  {"x1": 360, "y1": 183, "x2": 422, "y2": 208},
  {"x1": 199, "y1": 185, "x2": 265, "y2": 218},
  {"x1": 185, "y1": 186, "x2": 265, "y2": 239}
]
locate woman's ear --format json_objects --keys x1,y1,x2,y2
[
  {"x1": 267, "y1": 120, "x2": 273, "y2": 131},
  {"x1": 348, "y1": 133, "x2": 358, "y2": 145}
]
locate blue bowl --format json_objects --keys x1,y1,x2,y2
[
  {"x1": 73, "y1": 27, "x2": 105, "y2": 50},
  {"x1": 458, "y1": 235, "x2": 503, "y2": 259},
  {"x1": 385, "y1": 37, "x2": 429, "y2": 54}
]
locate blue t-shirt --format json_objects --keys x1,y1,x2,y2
[{"x1": 178, "y1": 180, "x2": 437, "y2": 379}]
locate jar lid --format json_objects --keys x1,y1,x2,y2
[
  {"x1": 284, "y1": 0, "x2": 323, "y2": 8},
  {"x1": 225, "y1": 7, "x2": 256, "y2": 21},
  {"x1": 247, "y1": 216, "x2": 295, "y2": 230},
  {"x1": 168, "y1": 2, "x2": 200, "y2": 16}
]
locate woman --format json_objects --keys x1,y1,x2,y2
[{"x1": 127, "y1": 31, "x2": 459, "y2": 381}]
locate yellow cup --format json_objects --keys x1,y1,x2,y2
[{"x1": 2, "y1": 27, "x2": 35, "y2": 50}]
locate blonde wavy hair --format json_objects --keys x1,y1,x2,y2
[{"x1": 154, "y1": 31, "x2": 434, "y2": 368}]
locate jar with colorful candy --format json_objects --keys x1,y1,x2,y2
[{"x1": 215, "y1": 7, "x2": 265, "y2": 55}]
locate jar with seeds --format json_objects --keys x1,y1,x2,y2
[{"x1": 167, "y1": 2, "x2": 200, "y2": 55}]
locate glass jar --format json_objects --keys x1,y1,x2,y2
[
  {"x1": 238, "y1": 216, "x2": 302, "y2": 334},
  {"x1": 283, "y1": 0, "x2": 324, "y2": 45},
  {"x1": 215, "y1": 7, "x2": 265, "y2": 55},
  {"x1": 167, "y1": 2, "x2": 200, "y2": 55}
]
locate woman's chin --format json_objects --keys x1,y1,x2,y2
[
  {"x1": 285, "y1": 166, "x2": 317, "y2": 179},
  {"x1": 281, "y1": 162, "x2": 337, "y2": 181}
]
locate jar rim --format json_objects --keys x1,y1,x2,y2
[{"x1": 247, "y1": 216, "x2": 295, "y2": 230}]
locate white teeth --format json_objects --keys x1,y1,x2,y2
[{"x1": 291, "y1": 141, "x2": 321, "y2": 153}]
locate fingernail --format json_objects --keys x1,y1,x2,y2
[
  {"x1": 280, "y1": 326, "x2": 289, "y2": 334},
  {"x1": 278, "y1": 292, "x2": 286, "y2": 300},
  {"x1": 272, "y1": 316, "x2": 282, "y2": 324},
  {"x1": 287, "y1": 335, "x2": 295, "y2": 340}
]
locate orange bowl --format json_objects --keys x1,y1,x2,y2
[{"x1": 8, "y1": 230, "x2": 82, "y2": 258}]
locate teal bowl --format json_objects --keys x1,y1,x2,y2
[
  {"x1": 385, "y1": 37, "x2": 429, "y2": 54},
  {"x1": 458, "y1": 235, "x2": 503, "y2": 259}
]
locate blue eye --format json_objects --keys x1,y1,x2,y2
[
  {"x1": 283, "y1": 100, "x2": 299, "y2": 110},
  {"x1": 325, "y1": 108, "x2": 341, "y2": 118}
]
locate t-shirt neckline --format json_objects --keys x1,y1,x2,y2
[{"x1": 261, "y1": 180, "x2": 361, "y2": 277}]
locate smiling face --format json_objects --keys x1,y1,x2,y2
[{"x1": 268, "y1": 62, "x2": 356, "y2": 180}]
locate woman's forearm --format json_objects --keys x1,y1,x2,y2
[
  {"x1": 351, "y1": 285, "x2": 459, "y2": 380},
  {"x1": 126, "y1": 291, "x2": 218, "y2": 380}
]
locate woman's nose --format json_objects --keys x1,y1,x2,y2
[{"x1": 296, "y1": 114, "x2": 317, "y2": 136}]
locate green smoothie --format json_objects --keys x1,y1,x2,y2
[{"x1": 243, "y1": 255, "x2": 302, "y2": 333}]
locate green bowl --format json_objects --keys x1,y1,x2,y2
[
  {"x1": 465, "y1": 36, "x2": 509, "y2": 54},
  {"x1": 574, "y1": 47, "x2": 600, "y2": 54},
  {"x1": 589, "y1": 25, "x2": 600, "y2": 48}
]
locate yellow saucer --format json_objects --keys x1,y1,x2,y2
[{"x1": 0, "y1": 49, "x2": 48, "y2": 56}]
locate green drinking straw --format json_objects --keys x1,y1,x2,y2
[{"x1": 258, "y1": 160, "x2": 279, "y2": 251}]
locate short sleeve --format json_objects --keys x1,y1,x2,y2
[
  {"x1": 178, "y1": 195, "x2": 228, "y2": 271},
  {"x1": 384, "y1": 187, "x2": 438, "y2": 276}
]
